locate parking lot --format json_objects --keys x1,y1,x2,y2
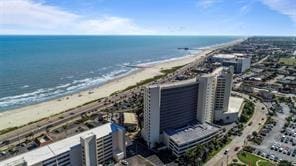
[{"x1": 252, "y1": 103, "x2": 296, "y2": 162}]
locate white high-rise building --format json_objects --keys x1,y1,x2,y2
[
  {"x1": 197, "y1": 74, "x2": 216, "y2": 123},
  {"x1": 214, "y1": 67, "x2": 233, "y2": 122},
  {"x1": 197, "y1": 67, "x2": 234, "y2": 123},
  {"x1": 142, "y1": 80, "x2": 199, "y2": 148},
  {"x1": 142, "y1": 67, "x2": 236, "y2": 149},
  {"x1": 1, "y1": 123, "x2": 126, "y2": 166},
  {"x1": 142, "y1": 85, "x2": 161, "y2": 148}
]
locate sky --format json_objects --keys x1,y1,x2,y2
[{"x1": 0, "y1": 0, "x2": 295, "y2": 36}]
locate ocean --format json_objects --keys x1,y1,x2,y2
[{"x1": 0, "y1": 35, "x2": 240, "y2": 111}]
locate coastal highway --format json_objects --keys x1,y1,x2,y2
[
  {"x1": 0, "y1": 82, "x2": 145, "y2": 150},
  {"x1": 0, "y1": 53, "x2": 208, "y2": 151},
  {"x1": 205, "y1": 93, "x2": 268, "y2": 166},
  {"x1": 0, "y1": 39, "x2": 243, "y2": 152},
  {"x1": 0, "y1": 97, "x2": 112, "y2": 149}
]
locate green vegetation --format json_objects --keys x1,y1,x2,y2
[
  {"x1": 81, "y1": 97, "x2": 103, "y2": 106},
  {"x1": 180, "y1": 99, "x2": 257, "y2": 165},
  {"x1": 276, "y1": 96, "x2": 293, "y2": 104},
  {"x1": 122, "y1": 65, "x2": 185, "y2": 92},
  {"x1": 207, "y1": 137, "x2": 232, "y2": 160},
  {"x1": 279, "y1": 57, "x2": 296, "y2": 66},
  {"x1": 160, "y1": 65, "x2": 185, "y2": 75},
  {"x1": 278, "y1": 160, "x2": 293, "y2": 166},
  {"x1": 239, "y1": 101, "x2": 255, "y2": 123},
  {"x1": 0, "y1": 127, "x2": 18, "y2": 135},
  {"x1": 177, "y1": 136, "x2": 231, "y2": 165},
  {"x1": 238, "y1": 151, "x2": 274, "y2": 166},
  {"x1": 122, "y1": 75, "x2": 164, "y2": 91}
]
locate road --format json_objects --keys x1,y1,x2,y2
[
  {"x1": 0, "y1": 39, "x2": 244, "y2": 152},
  {"x1": 0, "y1": 98, "x2": 114, "y2": 149},
  {"x1": 0, "y1": 53, "x2": 207, "y2": 151},
  {"x1": 252, "y1": 55, "x2": 270, "y2": 66},
  {"x1": 205, "y1": 93, "x2": 268, "y2": 166}
]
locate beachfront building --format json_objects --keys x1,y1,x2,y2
[
  {"x1": 213, "y1": 67, "x2": 236, "y2": 123},
  {"x1": 198, "y1": 67, "x2": 241, "y2": 124},
  {"x1": 209, "y1": 53, "x2": 251, "y2": 74},
  {"x1": 142, "y1": 67, "x2": 238, "y2": 148},
  {"x1": 1, "y1": 123, "x2": 126, "y2": 166},
  {"x1": 142, "y1": 79, "x2": 199, "y2": 148},
  {"x1": 142, "y1": 67, "x2": 242, "y2": 151},
  {"x1": 197, "y1": 70, "x2": 218, "y2": 123}
]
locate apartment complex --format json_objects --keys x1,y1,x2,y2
[
  {"x1": 1, "y1": 123, "x2": 125, "y2": 166},
  {"x1": 209, "y1": 53, "x2": 251, "y2": 73},
  {"x1": 142, "y1": 79, "x2": 199, "y2": 148},
  {"x1": 197, "y1": 71, "x2": 218, "y2": 123},
  {"x1": 142, "y1": 67, "x2": 240, "y2": 151}
]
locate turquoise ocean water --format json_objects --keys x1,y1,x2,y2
[{"x1": 0, "y1": 36, "x2": 239, "y2": 111}]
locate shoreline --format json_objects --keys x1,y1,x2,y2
[{"x1": 0, "y1": 38, "x2": 244, "y2": 130}]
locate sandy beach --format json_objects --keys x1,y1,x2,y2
[{"x1": 0, "y1": 39, "x2": 243, "y2": 131}]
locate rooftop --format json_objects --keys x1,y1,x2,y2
[
  {"x1": 212, "y1": 53, "x2": 249, "y2": 60},
  {"x1": 202, "y1": 67, "x2": 224, "y2": 77},
  {"x1": 164, "y1": 121, "x2": 220, "y2": 146},
  {"x1": 1, "y1": 123, "x2": 124, "y2": 166},
  {"x1": 148, "y1": 78, "x2": 197, "y2": 90},
  {"x1": 213, "y1": 54, "x2": 236, "y2": 59},
  {"x1": 227, "y1": 96, "x2": 244, "y2": 113},
  {"x1": 123, "y1": 112, "x2": 137, "y2": 125}
]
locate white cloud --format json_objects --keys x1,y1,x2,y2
[
  {"x1": 261, "y1": 0, "x2": 296, "y2": 23},
  {"x1": 78, "y1": 16, "x2": 153, "y2": 34},
  {"x1": 0, "y1": 0, "x2": 154, "y2": 34},
  {"x1": 239, "y1": 2, "x2": 253, "y2": 15},
  {"x1": 196, "y1": 0, "x2": 221, "y2": 9}
]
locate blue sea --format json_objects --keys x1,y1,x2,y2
[{"x1": 0, "y1": 36, "x2": 240, "y2": 111}]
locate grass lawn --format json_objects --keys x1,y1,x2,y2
[
  {"x1": 237, "y1": 151, "x2": 275, "y2": 166},
  {"x1": 279, "y1": 57, "x2": 296, "y2": 66}
]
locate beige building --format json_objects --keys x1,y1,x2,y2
[{"x1": 123, "y1": 112, "x2": 138, "y2": 131}]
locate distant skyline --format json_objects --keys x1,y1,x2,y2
[{"x1": 0, "y1": 0, "x2": 295, "y2": 36}]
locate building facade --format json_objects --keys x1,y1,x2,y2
[
  {"x1": 213, "y1": 67, "x2": 233, "y2": 122},
  {"x1": 163, "y1": 122, "x2": 221, "y2": 157},
  {"x1": 142, "y1": 80, "x2": 199, "y2": 148},
  {"x1": 197, "y1": 74, "x2": 216, "y2": 123},
  {"x1": 142, "y1": 67, "x2": 237, "y2": 150},
  {"x1": 1, "y1": 123, "x2": 126, "y2": 166},
  {"x1": 209, "y1": 53, "x2": 251, "y2": 74},
  {"x1": 222, "y1": 56, "x2": 251, "y2": 73}
]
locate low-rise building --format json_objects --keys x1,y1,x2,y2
[
  {"x1": 35, "y1": 134, "x2": 53, "y2": 147},
  {"x1": 163, "y1": 121, "x2": 221, "y2": 157},
  {"x1": 123, "y1": 112, "x2": 138, "y2": 132},
  {"x1": 214, "y1": 97, "x2": 244, "y2": 124},
  {"x1": 258, "y1": 89, "x2": 274, "y2": 102}
]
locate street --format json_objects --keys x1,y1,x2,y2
[
  {"x1": 0, "y1": 52, "x2": 208, "y2": 152},
  {"x1": 205, "y1": 93, "x2": 268, "y2": 166}
]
